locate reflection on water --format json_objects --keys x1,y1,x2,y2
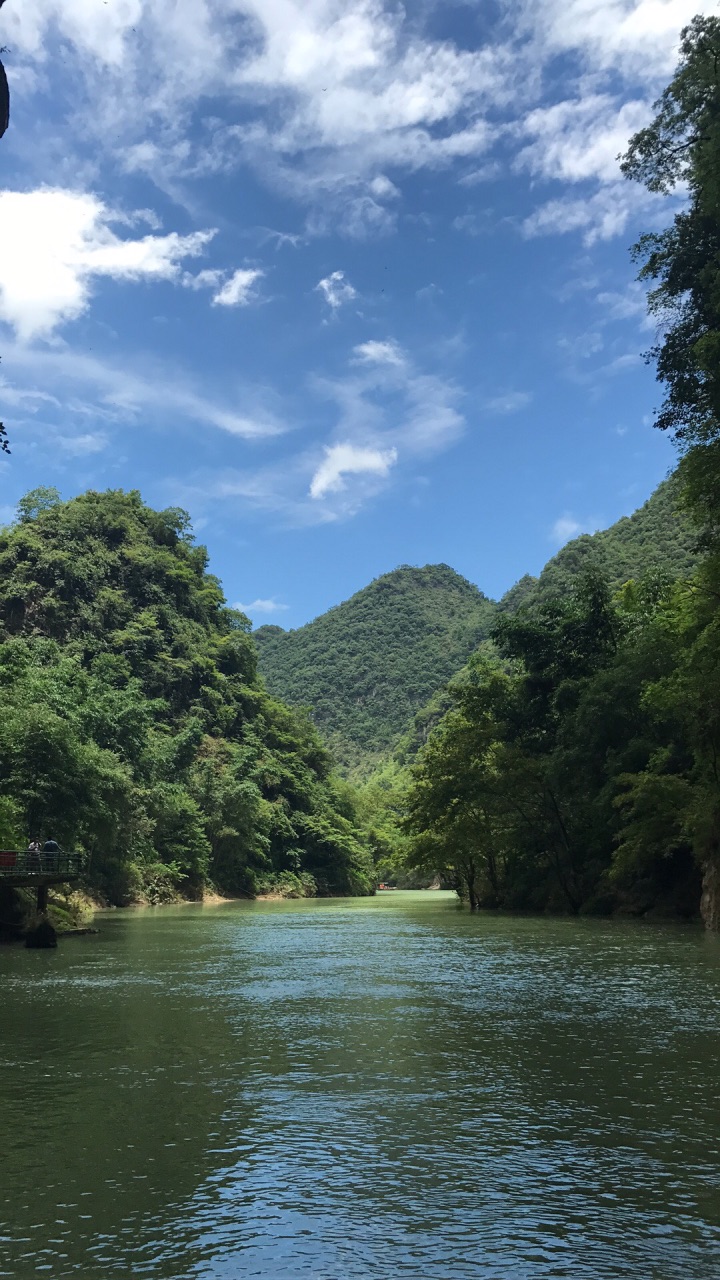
[{"x1": 1, "y1": 893, "x2": 719, "y2": 1278}]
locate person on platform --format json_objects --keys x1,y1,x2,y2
[
  {"x1": 42, "y1": 837, "x2": 60, "y2": 871},
  {"x1": 27, "y1": 839, "x2": 41, "y2": 871}
]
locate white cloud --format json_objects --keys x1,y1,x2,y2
[
  {"x1": 54, "y1": 431, "x2": 108, "y2": 457},
  {"x1": 352, "y1": 339, "x2": 405, "y2": 366},
  {"x1": 315, "y1": 270, "x2": 357, "y2": 310},
  {"x1": 369, "y1": 175, "x2": 400, "y2": 200},
  {"x1": 452, "y1": 211, "x2": 493, "y2": 235},
  {"x1": 459, "y1": 162, "x2": 502, "y2": 186},
  {"x1": 559, "y1": 330, "x2": 604, "y2": 359},
  {"x1": 182, "y1": 268, "x2": 225, "y2": 291},
  {"x1": 523, "y1": 0, "x2": 716, "y2": 78},
  {"x1": 169, "y1": 335, "x2": 467, "y2": 525},
  {"x1": 517, "y1": 96, "x2": 650, "y2": 185},
  {"x1": 316, "y1": 345, "x2": 465, "y2": 458},
  {"x1": 601, "y1": 351, "x2": 642, "y2": 375},
  {"x1": 212, "y1": 268, "x2": 264, "y2": 307},
  {"x1": 309, "y1": 441, "x2": 398, "y2": 499},
  {"x1": 234, "y1": 597, "x2": 289, "y2": 615},
  {"x1": 0, "y1": 188, "x2": 214, "y2": 340},
  {"x1": 7, "y1": 0, "x2": 716, "y2": 246}
]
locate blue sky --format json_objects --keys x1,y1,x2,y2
[{"x1": 0, "y1": 1, "x2": 708, "y2": 626}]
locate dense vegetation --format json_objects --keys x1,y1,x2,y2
[
  {"x1": 255, "y1": 564, "x2": 496, "y2": 774},
  {"x1": 404, "y1": 571, "x2": 705, "y2": 916},
  {"x1": 498, "y1": 479, "x2": 696, "y2": 614},
  {"x1": 399, "y1": 17, "x2": 720, "y2": 929},
  {"x1": 0, "y1": 488, "x2": 373, "y2": 905}
]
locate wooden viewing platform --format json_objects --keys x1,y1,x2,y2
[{"x1": 0, "y1": 850, "x2": 87, "y2": 912}]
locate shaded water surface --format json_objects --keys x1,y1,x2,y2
[{"x1": 1, "y1": 893, "x2": 719, "y2": 1278}]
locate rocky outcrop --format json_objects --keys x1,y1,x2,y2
[
  {"x1": 25, "y1": 918, "x2": 58, "y2": 948},
  {"x1": 700, "y1": 859, "x2": 720, "y2": 931}
]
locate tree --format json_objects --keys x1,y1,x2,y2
[
  {"x1": 405, "y1": 686, "x2": 509, "y2": 910},
  {"x1": 621, "y1": 16, "x2": 720, "y2": 527}
]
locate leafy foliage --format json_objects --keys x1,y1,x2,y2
[
  {"x1": 405, "y1": 570, "x2": 703, "y2": 918},
  {"x1": 621, "y1": 16, "x2": 720, "y2": 454},
  {"x1": 0, "y1": 488, "x2": 373, "y2": 903}
]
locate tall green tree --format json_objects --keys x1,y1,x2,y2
[{"x1": 621, "y1": 15, "x2": 720, "y2": 534}]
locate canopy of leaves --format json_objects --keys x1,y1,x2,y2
[{"x1": 621, "y1": 16, "x2": 720, "y2": 458}]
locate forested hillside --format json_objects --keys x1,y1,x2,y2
[
  {"x1": 499, "y1": 479, "x2": 696, "y2": 614},
  {"x1": 255, "y1": 564, "x2": 496, "y2": 773},
  {"x1": 0, "y1": 488, "x2": 373, "y2": 905}
]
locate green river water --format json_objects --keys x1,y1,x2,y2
[{"x1": 1, "y1": 891, "x2": 719, "y2": 1278}]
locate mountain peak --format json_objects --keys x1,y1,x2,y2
[{"x1": 255, "y1": 561, "x2": 495, "y2": 773}]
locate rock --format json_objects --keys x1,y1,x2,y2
[
  {"x1": 701, "y1": 859, "x2": 720, "y2": 932},
  {"x1": 25, "y1": 919, "x2": 58, "y2": 949}
]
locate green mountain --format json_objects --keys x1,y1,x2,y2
[
  {"x1": 256, "y1": 482, "x2": 697, "y2": 778},
  {"x1": 498, "y1": 478, "x2": 696, "y2": 614},
  {"x1": 0, "y1": 488, "x2": 372, "y2": 905},
  {"x1": 255, "y1": 564, "x2": 496, "y2": 774}
]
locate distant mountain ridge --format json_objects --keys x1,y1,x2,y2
[
  {"x1": 255, "y1": 480, "x2": 697, "y2": 774},
  {"x1": 255, "y1": 563, "x2": 496, "y2": 774}
]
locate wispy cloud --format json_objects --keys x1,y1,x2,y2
[
  {"x1": 54, "y1": 431, "x2": 109, "y2": 457},
  {"x1": 522, "y1": 184, "x2": 658, "y2": 246},
  {"x1": 309, "y1": 442, "x2": 398, "y2": 500},
  {"x1": 212, "y1": 268, "x2": 264, "y2": 308},
  {"x1": 234, "y1": 597, "x2": 289, "y2": 615},
  {"x1": 315, "y1": 270, "x2": 357, "y2": 311},
  {"x1": 596, "y1": 283, "x2": 651, "y2": 325},
  {"x1": 352, "y1": 339, "x2": 405, "y2": 366},
  {"x1": 181, "y1": 268, "x2": 225, "y2": 291},
  {"x1": 524, "y1": 0, "x2": 705, "y2": 79},
  {"x1": 3, "y1": 343, "x2": 286, "y2": 442}
]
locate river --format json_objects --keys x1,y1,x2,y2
[{"x1": 1, "y1": 892, "x2": 719, "y2": 1278}]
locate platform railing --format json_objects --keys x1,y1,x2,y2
[{"x1": 0, "y1": 850, "x2": 87, "y2": 878}]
